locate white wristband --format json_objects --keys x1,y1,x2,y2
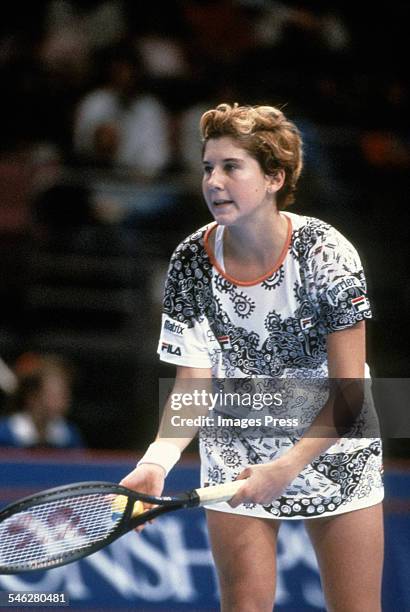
[{"x1": 138, "y1": 441, "x2": 181, "y2": 477}]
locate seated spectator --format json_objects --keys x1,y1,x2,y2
[
  {"x1": 73, "y1": 43, "x2": 171, "y2": 178},
  {"x1": 0, "y1": 353, "x2": 84, "y2": 449}
]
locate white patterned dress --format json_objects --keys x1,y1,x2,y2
[{"x1": 157, "y1": 212, "x2": 384, "y2": 519}]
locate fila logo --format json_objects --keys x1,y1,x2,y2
[
  {"x1": 161, "y1": 342, "x2": 182, "y2": 356},
  {"x1": 164, "y1": 319, "x2": 185, "y2": 335},
  {"x1": 217, "y1": 335, "x2": 231, "y2": 349},
  {"x1": 351, "y1": 295, "x2": 369, "y2": 312},
  {"x1": 300, "y1": 317, "x2": 314, "y2": 331}
]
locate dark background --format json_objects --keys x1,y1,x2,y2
[{"x1": 0, "y1": 1, "x2": 408, "y2": 455}]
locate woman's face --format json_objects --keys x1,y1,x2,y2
[{"x1": 202, "y1": 136, "x2": 280, "y2": 227}]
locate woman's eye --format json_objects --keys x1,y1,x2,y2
[{"x1": 203, "y1": 166, "x2": 212, "y2": 174}]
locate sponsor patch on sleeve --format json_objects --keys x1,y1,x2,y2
[
  {"x1": 351, "y1": 295, "x2": 370, "y2": 313},
  {"x1": 163, "y1": 319, "x2": 187, "y2": 336},
  {"x1": 161, "y1": 341, "x2": 182, "y2": 356},
  {"x1": 326, "y1": 276, "x2": 362, "y2": 306}
]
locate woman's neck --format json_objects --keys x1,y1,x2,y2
[
  {"x1": 220, "y1": 212, "x2": 290, "y2": 282},
  {"x1": 224, "y1": 212, "x2": 288, "y2": 265}
]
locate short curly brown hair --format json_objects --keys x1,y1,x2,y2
[{"x1": 200, "y1": 103, "x2": 303, "y2": 209}]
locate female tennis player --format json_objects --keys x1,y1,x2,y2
[{"x1": 121, "y1": 103, "x2": 384, "y2": 611}]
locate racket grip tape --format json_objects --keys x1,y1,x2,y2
[
  {"x1": 112, "y1": 496, "x2": 145, "y2": 518},
  {"x1": 131, "y1": 500, "x2": 145, "y2": 517},
  {"x1": 194, "y1": 480, "x2": 244, "y2": 505}
]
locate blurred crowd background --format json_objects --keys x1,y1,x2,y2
[{"x1": 0, "y1": 0, "x2": 408, "y2": 455}]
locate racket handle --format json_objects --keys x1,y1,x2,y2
[{"x1": 194, "y1": 480, "x2": 244, "y2": 505}]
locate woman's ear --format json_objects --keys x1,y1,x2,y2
[{"x1": 267, "y1": 169, "x2": 285, "y2": 193}]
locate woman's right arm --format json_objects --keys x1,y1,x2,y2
[{"x1": 120, "y1": 365, "x2": 212, "y2": 499}]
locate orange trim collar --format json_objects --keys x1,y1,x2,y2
[{"x1": 204, "y1": 215, "x2": 292, "y2": 287}]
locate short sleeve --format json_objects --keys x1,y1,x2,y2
[
  {"x1": 157, "y1": 235, "x2": 213, "y2": 368},
  {"x1": 308, "y1": 225, "x2": 372, "y2": 333}
]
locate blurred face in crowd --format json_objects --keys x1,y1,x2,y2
[
  {"x1": 26, "y1": 370, "x2": 71, "y2": 422},
  {"x1": 40, "y1": 371, "x2": 71, "y2": 417}
]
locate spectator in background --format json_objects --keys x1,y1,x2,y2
[
  {"x1": 180, "y1": 0, "x2": 254, "y2": 72},
  {"x1": 0, "y1": 356, "x2": 17, "y2": 396},
  {"x1": 29, "y1": 142, "x2": 128, "y2": 256},
  {"x1": 73, "y1": 43, "x2": 171, "y2": 178},
  {"x1": 0, "y1": 353, "x2": 84, "y2": 449}
]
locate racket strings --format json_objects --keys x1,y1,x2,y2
[{"x1": 0, "y1": 493, "x2": 127, "y2": 570}]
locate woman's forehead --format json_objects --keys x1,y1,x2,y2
[{"x1": 203, "y1": 136, "x2": 251, "y2": 161}]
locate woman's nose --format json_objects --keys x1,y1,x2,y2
[{"x1": 207, "y1": 168, "x2": 224, "y2": 189}]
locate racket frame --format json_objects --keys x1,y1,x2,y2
[{"x1": 0, "y1": 481, "x2": 200, "y2": 574}]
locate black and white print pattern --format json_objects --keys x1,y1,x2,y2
[
  {"x1": 160, "y1": 213, "x2": 371, "y2": 376},
  {"x1": 158, "y1": 212, "x2": 383, "y2": 519},
  {"x1": 200, "y1": 424, "x2": 382, "y2": 519},
  {"x1": 261, "y1": 267, "x2": 285, "y2": 291}
]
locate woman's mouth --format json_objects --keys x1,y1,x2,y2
[{"x1": 213, "y1": 199, "x2": 234, "y2": 206}]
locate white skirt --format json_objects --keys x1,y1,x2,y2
[{"x1": 199, "y1": 427, "x2": 384, "y2": 520}]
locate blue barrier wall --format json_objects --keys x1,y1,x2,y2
[{"x1": 0, "y1": 450, "x2": 408, "y2": 611}]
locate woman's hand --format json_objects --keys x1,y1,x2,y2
[
  {"x1": 120, "y1": 463, "x2": 165, "y2": 496},
  {"x1": 228, "y1": 459, "x2": 299, "y2": 508},
  {"x1": 120, "y1": 463, "x2": 166, "y2": 531}
]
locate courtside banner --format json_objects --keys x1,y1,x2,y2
[
  {"x1": 0, "y1": 451, "x2": 408, "y2": 610},
  {"x1": 158, "y1": 378, "x2": 410, "y2": 439}
]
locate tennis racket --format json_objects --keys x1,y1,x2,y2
[{"x1": 0, "y1": 479, "x2": 243, "y2": 574}]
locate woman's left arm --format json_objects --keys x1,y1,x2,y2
[{"x1": 229, "y1": 321, "x2": 366, "y2": 507}]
